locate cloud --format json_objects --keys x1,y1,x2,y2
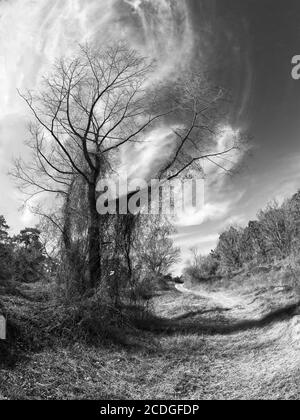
[
  {"x1": 173, "y1": 125, "x2": 247, "y2": 229},
  {"x1": 20, "y1": 206, "x2": 36, "y2": 226},
  {"x1": 0, "y1": 0, "x2": 194, "y2": 117},
  {"x1": 172, "y1": 231, "x2": 220, "y2": 275},
  {"x1": 175, "y1": 201, "x2": 231, "y2": 227},
  {"x1": 173, "y1": 231, "x2": 219, "y2": 248},
  {"x1": 124, "y1": 0, "x2": 143, "y2": 8},
  {"x1": 0, "y1": 0, "x2": 195, "y2": 227},
  {"x1": 204, "y1": 125, "x2": 243, "y2": 179},
  {"x1": 119, "y1": 125, "x2": 180, "y2": 181},
  {"x1": 0, "y1": 0, "x2": 123, "y2": 117},
  {"x1": 129, "y1": 0, "x2": 194, "y2": 78}
]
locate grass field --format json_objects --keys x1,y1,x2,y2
[{"x1": 0, "y1": 265, "x2": 299, "y2": 400}]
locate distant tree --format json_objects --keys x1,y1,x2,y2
[
  {"x1": 284, "y1": 191, "x2": 300, "y2": 252},
  {"x1": 257, "y1": 201, "x2": 292, "y2": 258},
  {"x1": 215, "y1": 226, "x2": 243, "y2": 270},
  {"x1": 13, "y1": 228, "x2": 46, "y2": 283},
  {"x1": 0, "y1": 216, "x2": 9, "y2": 243},
  {"x1": 0, "y1": 216, "x2": 12, "y2": 285},
  {"x1": 183, "y1": 189, "x2": 300, "y2": 282},
  {"x1": 245, "y1": 220, "x2": 267, "y2": 262}
]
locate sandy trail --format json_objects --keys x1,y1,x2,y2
[
  {"x1": 175, "y1": 283, "x2": 244, "y2": 309},
  {"x1": 171, "y1": 282, "x2": 300, "y2": 399}
]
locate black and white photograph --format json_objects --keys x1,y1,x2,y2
[{"x1": 0, "y1": 0, "x2": 300, "y2": 403}]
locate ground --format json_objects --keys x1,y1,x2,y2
[{"x1": 0, "y1": 268, "x2": 299, "y2": 400}]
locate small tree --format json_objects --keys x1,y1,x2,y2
[{"x1": 135, "y1": 216, "x2": 180, "y2": 278}]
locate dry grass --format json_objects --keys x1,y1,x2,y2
[
  {"x1": 1, "y1": 317, "x2": 299, "y2": 400},
  {"x1": 0, "y1": 266, "x2": 299, "y2": 400},
  {"x1": 194, "y1": 259, "x2": 300, "y2": 318}
]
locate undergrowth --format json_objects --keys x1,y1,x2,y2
[{"x1": 0, "y1": 281, "x2": 160, "y2": 368}]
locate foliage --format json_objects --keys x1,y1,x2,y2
[
  {"x1": 0, "y1": 217, "x2": 12, "y2": 285},
  {"x1": 184, "y1": 190, "x2": 300, "y2": 282},
  {"x1": 0, "y1": 217, "x2": 47, "y2": 287},
  {"x1": 12, "y1": 228, "x2": 46, "y2": 284}
]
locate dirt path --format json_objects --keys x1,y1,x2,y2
[
  {"x1": 170, "y1": 282, "x2": 300, "y2": 399},
  {"x1": 175, "y1": 283, "x2": 244, "y2": 309}
]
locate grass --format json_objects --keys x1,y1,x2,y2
[{"x1": 0, "y1": 265, "x2": 299, "y2": 400}]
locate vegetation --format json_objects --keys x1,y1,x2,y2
[
  {"x1": 184, "y1": 191, "x2": 300, "y2": 285},
  {"x1": 0, "y1": 218, "x2": 47, "y2": 290},
  {"x1": 1, "y1": 276, "x2": 299, "y2": 400}
]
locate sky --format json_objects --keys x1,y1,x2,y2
[{"x1": 1, "y1": 0, "x2": 300, "y2": 268}]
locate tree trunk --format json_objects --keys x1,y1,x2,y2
[
  {"x1": 63, "y1": 186, "x2": 73, "y2": 253},
  {"x1": 62, "y1": 181, "x2": 74, "y2": 298},
  {"x1": 88, "y1": 182, "x2": 101, "y2": 289},
  {"x1": 123, "y1": 214, "x2": 136, "y2": 284}
]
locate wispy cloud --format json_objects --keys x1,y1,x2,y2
[
  {"x1": 173, "y1": 232, "x2": 219, "y2": 248},
  {"x1": 0, "y1": 0, "x2": 194, "y2": 228}
]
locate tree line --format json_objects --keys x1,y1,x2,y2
[{"x1": 185, "y1": 191, "x2": 300, "y2": 282}]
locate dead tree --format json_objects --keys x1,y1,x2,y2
[
  {"x1": 13, "y1": 43, "x2": 243, "y2": 290},
  {"x1": 13, "y1": 43, "x2": 168, "y2": 288}
]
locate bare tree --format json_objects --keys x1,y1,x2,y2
[
  {"x1": 135, "y1": 216, "x2": 180, "y2": 277},
  {"x1": 13, "y1": 43, "x2": 168, "y2": 288},
  {"x1": 13, "y1": 43, "x2": 243, "y2": 290}
]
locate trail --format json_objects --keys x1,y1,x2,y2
[
  {"x1": 175, "y1": 283, "x2": 244, "y2": 310},
  {"x1": 1, "y1": 281, "x2": 299, "y2": 400},
  {"x1": 167, "y1": 282, "x2": 300, "y2": 399}
]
